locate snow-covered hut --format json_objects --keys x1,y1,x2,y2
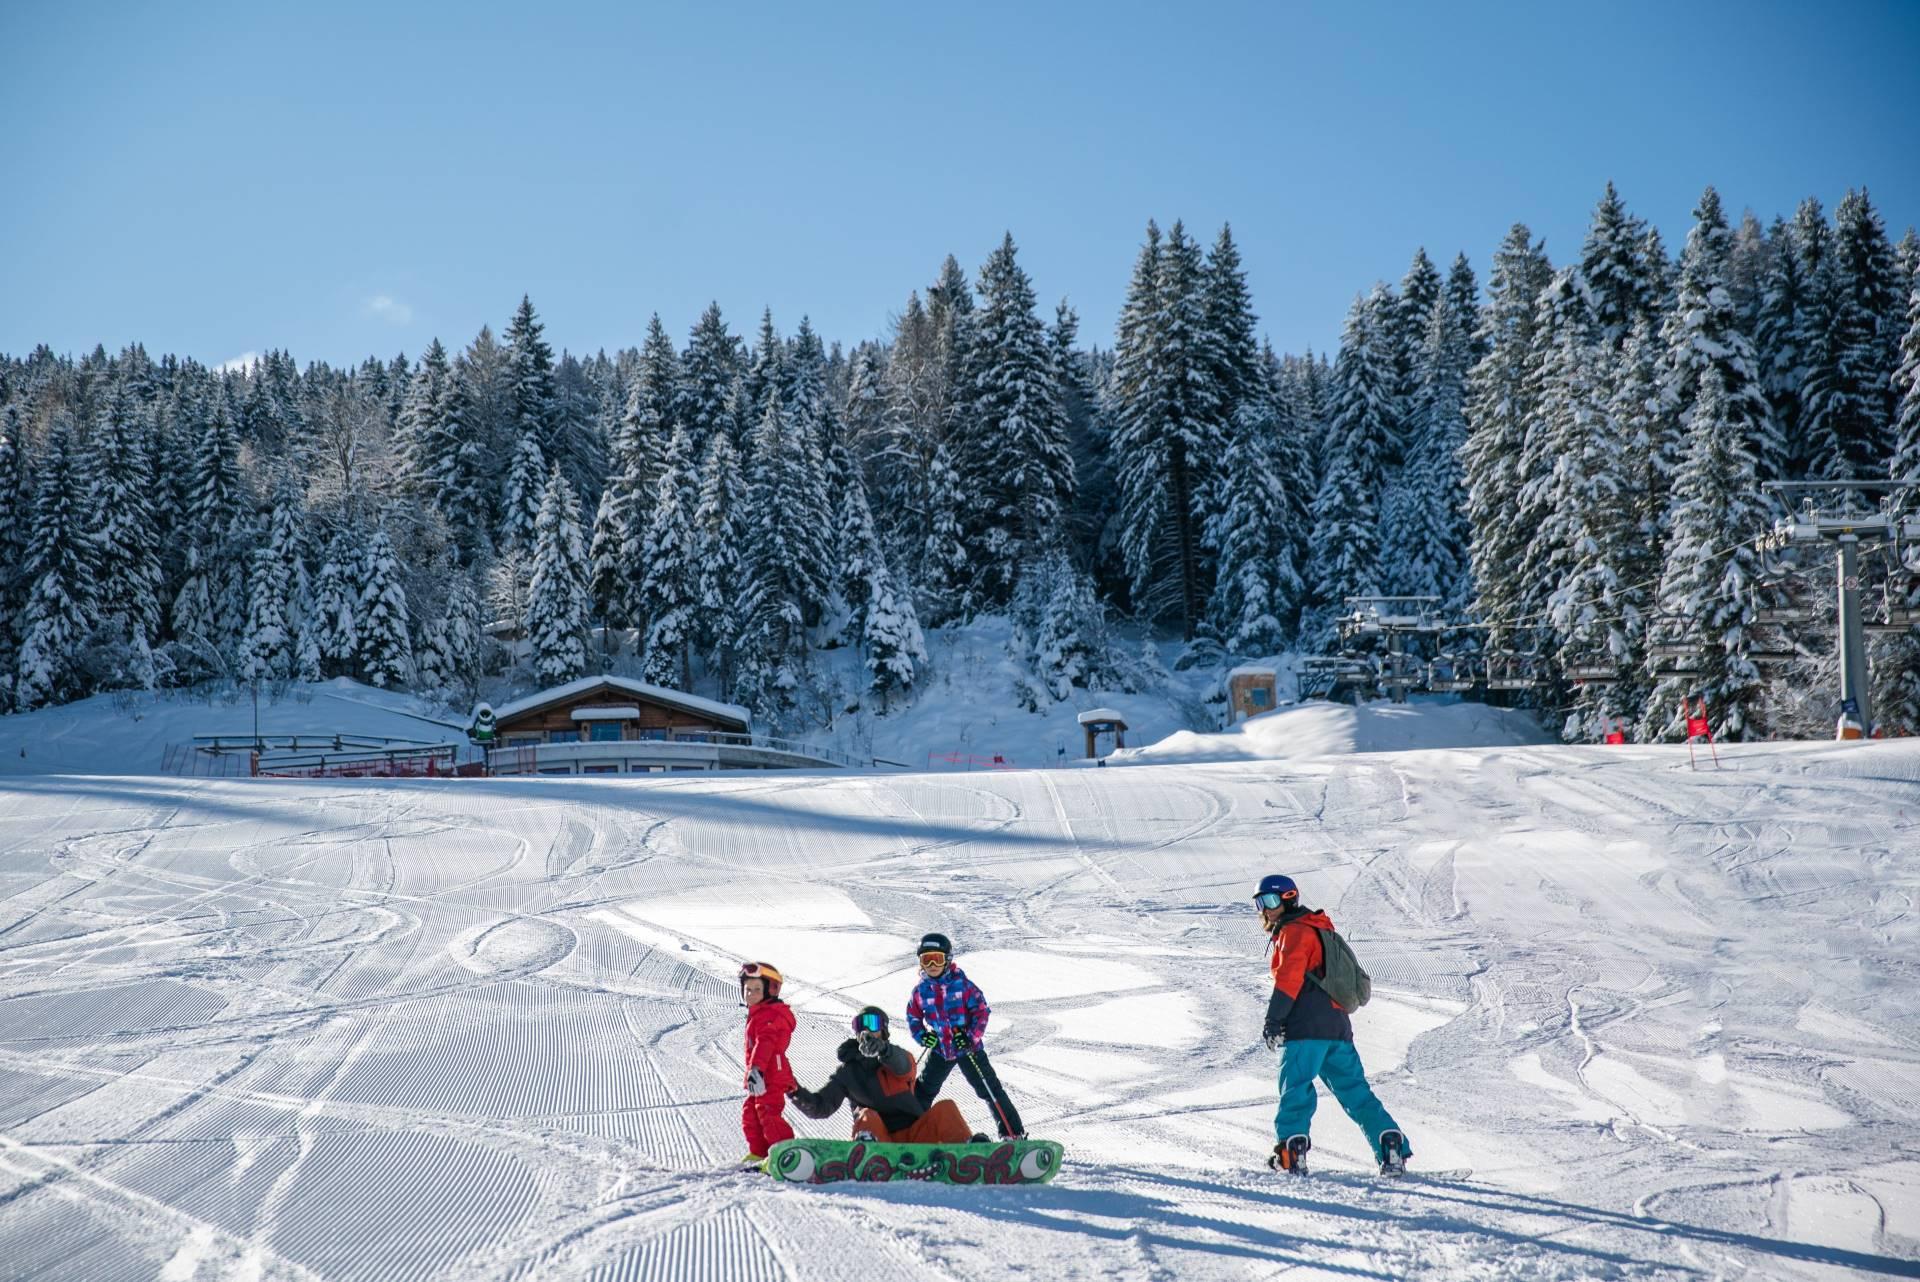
[{"x1": 1077, "y1": 708, "x2": 1127, "y2": 759}]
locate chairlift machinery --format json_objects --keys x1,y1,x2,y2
[
  {"x1": 1425, "y1": 653, "x2": 1478, "y2": 693},
  {"x1": 1337, "y1": 596, "x2": 1446, "y2": 703},
  {"x1": 1762, "y1": 480, "x2": 1920, "y2": 734}
]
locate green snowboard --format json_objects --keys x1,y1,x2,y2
[{"x1": 764, "y1": 1137, "x2": 1063, "y2": 1185}]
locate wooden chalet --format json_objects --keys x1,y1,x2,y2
[{"x1": 491, "y1": 675, "x2": 751, "y2": 748}]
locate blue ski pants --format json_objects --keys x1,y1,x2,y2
[{"x1": 1274, "y1": 1039, "x2": 1409, "y2": 1161}]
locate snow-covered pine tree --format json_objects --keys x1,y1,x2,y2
[
  {"x1": 498, "y1": 432, "x2": 547, "y2": 552},
  {"x1": 525, "y1": 468, "x2": 591, "y2": 685},
  {"x1": 1444, "y1": 253, "x2": 1485, "y2": 370},
  {"x1": 1641, "y1": 367, "x2": 1770, "y2": 741},
  {"x1": 1305, "y1": 288, "x2": 1396, "y2": 646},
  {"x1": 1611, "y1": 316, "x2": 1683, "y2": 623},
  {"x1": 1462, "y1": 224, "x2": 1554, "y2": 632},
  {"x1": 676, "y1": 303, "x2": 741, "y2": 452},
  {"x1": 1895, "y1": 259, "x2": 1920, "y2": 482},
  {"x1": 1261, "y1": 343, "x2": 1318, "y2": 598},
  {"x1": 1383, "y1": 294, "x2": 1472, "y2": 608},
  {"x1": 1204, "y1": 224, "x2": 1263, "y2": 427},
  {"x1": 785, "y1": 316, "x2": 829, "y2": 423},
  {"x1": 693, "y1": 429, "x2": 747, "y2": 692},
  {"x1": 354, "y1": 530, "x2": 412, "y2": 689},
  {"x1": 626, "y1": 313, "x2": 678, "y2": 482},
  {"x1": 960, "y1": 233, "x2": 1076, "y2": 602},
  {"x1": 740, "y1": 309, "x2": 786, "y2": 428},
  {"x1": 395, "y1": 339, "x2": 447, "y2": 494},
  {"x1": 13, "y1": 420, "x2": 99, "y2": 709},
  {"x1": 0, "y1": 408, "x2": 28, "y2": 710},
  {"x1": 1661, "y1": 187, "x2": 1780, "y2": 488},
  {"x1": 1389, "y1": 248, "x2": 1442, "y2": 456},
  {"x1": 1109, "y1": 220, "x2": 1225, "y2": 637},
  {"x1": 862, "y1": 553, "x2": 926, "y2": 711},
  {"x1": 312, "y1": 531, "x2": 362, "y2": 676},
  {"x1": 586, "y1": 480, "x2": 636, "y2": 634},
  {"x1": 1880, "y1": 262, "x2": 1920, "y2": 731},
  {"x1": 1726, "y1": 210, "x2": 1771, "y2": 338},
  {"x1": 1053, "y1": 301, "x2": 1110, "y2": 556},
  {"x1": 1580, "y1": 182, "x2": 1648, "y2": 348},
  {"x1": 1753, "y1": 217, "x2": 1809, "y2": 475},
  {"x1": 1207, "y1": 391, "x2": 1303, "y2": 655},
  {"x1": 735, "y1": 389, "x2": 825, "y2": 719},
  {"x1": 837, "y1": 464, "x2": 885, "y2": 641},
  {"x1": 89, "y1": 396, "x2": 164, "y2": 644},
  {"x1": 1010, "y1": 551, "x2": 1117, "y2": 705},
  {"x1": 1790, "y1": 198, "x2": 1845, "y2": 478},
  {"x1": 1511, "y1": 267, "x2": 1598, "y2": 619},
  {"x1": 1811, "y1": 189, "x2": 1903, "y2": 477},
  {"x1": 638, "y1": 428, "x2": 699, "y2": 688},
  {"x1": 432, "y1": 575, "x2": 482, "y2": 700},
  {"x1": 240, "y1": 541, "x2": 293, "y2": 682},
  {"x1": 1529, "y1": 328, "x2": 1645, "y2": 737},
  {"x1": 843, "y1": 342, "x2": 891, "y2": 462},
  {"x1": 504, "y1": 295, "x2": 561, "y2": 466}
]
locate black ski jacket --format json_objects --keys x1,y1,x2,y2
[{"x1": 788, "y1": 1039, "x2": 926, "y2": 1134}]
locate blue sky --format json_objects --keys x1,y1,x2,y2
[{"x1": 3, "y1": 2, "x2": 1916, "y2": 369}]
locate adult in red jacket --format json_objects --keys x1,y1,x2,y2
[
  {"x1": 1256, "y1": 875, "x2": 1410, "y2": 1175},
  {"x1": 739, "y1": 962, "x2": 796, "y2": 1162}
]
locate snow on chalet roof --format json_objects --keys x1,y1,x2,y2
[
  {"x1": 1077, "y1": 708, "x2": 1128, "y2": 726},
  {"x1": 493, "y1": 676, "x2": 750, "y2": 730},
  {"x1": 1229, "y1": 665, "x2": 1279, "y2": 679}
]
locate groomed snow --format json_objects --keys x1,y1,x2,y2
[{"x1": 1, "y1": 711, "x2": 1917, "y2": 1278}]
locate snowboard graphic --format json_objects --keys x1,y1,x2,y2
[{"x1": 764, "y1": 1137, "x2": 1063, "y2": 1185}]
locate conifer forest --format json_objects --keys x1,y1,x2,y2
[{"x1": 4, "y1": 185, "x2": 1919, "y2": 742}]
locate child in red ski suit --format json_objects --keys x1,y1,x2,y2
[{"x1": 739, "y1": 961, "x2": 796, "y2": 1161}]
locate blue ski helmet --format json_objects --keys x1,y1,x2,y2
[{"x1": 1253, "y1": 874, "x2": 1299, "y2": 912}]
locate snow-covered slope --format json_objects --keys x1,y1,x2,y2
[
  {"x1": 2, "y1": 738, "x2": 1917, "y2": 1280},
  {"x1": 0, "y1": 678, "x2": 465, "y2": 777},
  {"x1": 1112, "y1": 698, "x2": 1554, "y2": 764}
]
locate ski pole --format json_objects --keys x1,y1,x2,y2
[{"x1": 964, "y1": 1048, "x2": 1017, "y2": 1139}]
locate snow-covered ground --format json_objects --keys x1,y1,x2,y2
[
  {"x1": 0, "y1": 679, "x2": 466, "y2": 778},
  {"x1": 2, "y1": 704, "x2": 1918, "y2": 1279}
]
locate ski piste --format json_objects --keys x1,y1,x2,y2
[{"x1": 765, "y1": 1137, "x2": 1063, "y2": 1185}]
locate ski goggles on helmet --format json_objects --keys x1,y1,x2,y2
[
  {"x1": 918, "y1": 951, "x2": 947, "y2": 967},
  {"x1": 739, "y1": 962, "x2": 782, "y2": 983},
  {"x1": 1254, "y1": 891, "x2": 1295, "y2": 910},
  {"x1": 855, "y1": 1011, "x2": 886, "y2": 1033}
]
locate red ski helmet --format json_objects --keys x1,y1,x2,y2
[{"x1": 739, "y1": 961, "x2": 783, "y2": 999}]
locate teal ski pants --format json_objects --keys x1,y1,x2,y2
[{"x1": 1274, "y1": 1038, "x2": 1409, "y2": 1161}]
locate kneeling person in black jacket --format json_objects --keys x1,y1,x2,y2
[{"x1": 789, "y1": 1007, "x2": 981, "y2": 1144}]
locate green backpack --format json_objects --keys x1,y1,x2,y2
[{"x1": 1305, "y1": 927, "x2": 1372, "y2": 1011}]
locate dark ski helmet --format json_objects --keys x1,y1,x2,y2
[
  {"x1": 916, "y1": 932, "x2": 953, "y2": 959},
  {"x1": 853, "y1": 1006, "x2": 889, "y2": 1037},
  {"x1": 739, "y1": 961, "x2": 783, "y2": 999},
  {"x1": 1252, "y1": 875, "x2": 1300, "y2": 912}
]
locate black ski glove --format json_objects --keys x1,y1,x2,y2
[
  {"x1": 919, "y1": 1031, "x2": 940, "y2": 1049},
  {"x1": 1263, "y1": 1027, "x2": 1285, "y2": 1052},
  {"x1": 954, "y1": 1030, "x2": 973, "y2": 1051}
]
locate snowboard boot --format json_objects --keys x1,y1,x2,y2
[
  {"x1": 1378, "y1": 1130, "x2": 1407, "y2": 1178},
  {"x1": 1267, "y1": 1134, "x2": 1311, "y2": 1175}
]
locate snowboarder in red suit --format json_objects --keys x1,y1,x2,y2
[
  {"x1": 739, "y1": 961, "x2": 796, "y2": 1162},
  {"x1": 906, "y1": 932, "x2": 1026, "y2": 1138}
]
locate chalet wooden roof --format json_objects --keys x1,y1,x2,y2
[{"x1": 492, "y1": 676, "x2": 750, "y2": 732}]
